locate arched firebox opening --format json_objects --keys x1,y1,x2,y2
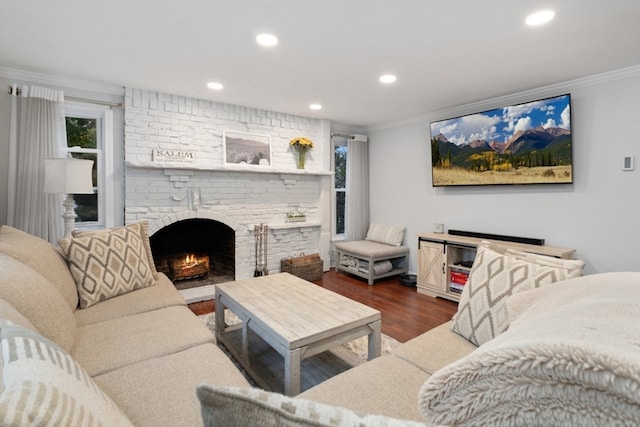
[{"x1": 150, "y1": 218, "x2": 235, "y2": 290}]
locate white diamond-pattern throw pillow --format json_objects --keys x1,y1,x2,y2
[{"x1": 451, "y1": 242, "x2": 584, "y2": 346}]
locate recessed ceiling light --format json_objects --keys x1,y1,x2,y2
[
  {"x1": 309, "y1": 104, "x2": 322, "y2": 110},
  {"x1": 207, "y1": 82, "x2": 223, "y2": 90},
  {"x1": 379, "y1": 74, "x2": 397, "y2": 84},
  {"x1": 256, "y1": 33, "x2": 278, "y2": 47},
  {"x1": 526, "y1": 10, "x2": 555, "y2": 26}
]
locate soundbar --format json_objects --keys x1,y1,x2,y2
[{"x1": 448, "y1": 229, "x2": 545, "y2": 246}]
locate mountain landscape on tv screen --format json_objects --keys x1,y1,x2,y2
[{"x1": 430, "y1": 95, "x2": 573, "y2": 186}]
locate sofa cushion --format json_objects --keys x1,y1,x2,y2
[
  {"x1": 197, "y1": 385, "x2": 432, "y2": 427},
  {"x1": 94, "y1": 344, "x2": 251, "y2": 427},
  {"x1": 74, "y1": 273, "x2": 186, "y2": 326},
  {"x1": 0, "y1": 254, "x2": 76, "y2": 352},
  {"x1": 72, "y1": 305, "x2": 214, "y2": 376},
  {"x1": 72, "y1": 220, "x2": 159, "y2": 281},
  {"x1": 450, "y1": 242, "x2": 584, "y2": 346},
  {"x1": 0, "y1": 320, "x2": 133, "y2": 426},
  {"x1": 59, "y1": 221, "x2": 155, "y2": 308},
  {"x1": 392, "y1": 322, "x2": 476, "y2": 375},
  {"x1": 299, "y1": 355, "x2": 429, "y2": 422},
  {"x1": 365, "y1": 223, "x2": 405, "y2": 246},
  {"x1": 418, "y1": 272, "x2": 640, "y2": 427},
  {"x1": 336, "y1": 240, "x2": 409, "y2": 259},
  {"x1": 0, "y1": 298, "x2": 37, "y2": 331},
  {"x1": 0, "y1": 225, "x2": 79, "y2": 309}
]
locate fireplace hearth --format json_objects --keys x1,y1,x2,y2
[{"x1": 150, "y1": 218, "x2": 235, "y2": 290}]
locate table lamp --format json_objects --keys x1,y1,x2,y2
[{"x1": 44, "y1": 157, "x2": 94, "y2": 238}]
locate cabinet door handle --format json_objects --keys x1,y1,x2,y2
[{"x1": 442, "y1": 263, "x2": 445, "y2": 274}]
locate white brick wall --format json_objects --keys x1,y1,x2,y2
[{"x1": 124, "y1": 88, "x2": 330, "y2": 280}]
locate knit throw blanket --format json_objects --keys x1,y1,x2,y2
[{"x1": 418, "y1": 272, "x2": 640, "y2": 427}]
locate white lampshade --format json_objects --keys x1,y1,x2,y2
[{"x1": 44, "y1": 158, "x2": 94, "y2": 194}]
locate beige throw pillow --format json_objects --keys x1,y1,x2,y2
[
  {"x1": 0, "y1": 320, "x2": 134, "y2": 426},
  {"x1": 72, "y1": 220, "x2": 159, "y2": 281},
  {"x1": 59, "y1": 222, "x2": 155, "y2": 309},
  {"x1": 365, "y1": 223, "x2": 405, "y2": 246},
  {"x1": 197, "y1": 385, "x2": 431, "y2": 427},
  {"x1": 450, "y1": 242, "x2": 584, "y2": 346}
]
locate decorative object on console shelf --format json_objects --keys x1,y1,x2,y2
[
  {"x1": 223, "y1": 130, "x2": 272, "y2": 167},
  {"x1": 43, "y1": 157, "x2": 94, "y2": 238},
  {"x1": 290, "y1": 136, "x2": 314, "y2": 169},
  {"x1": 432, "y1": 223, "x2": 444, "y2": 234},
  {"x1": 430, "y1": 93, "x2": 572, "y2": 187}
]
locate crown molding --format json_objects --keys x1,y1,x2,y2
[
  {"x1": 0, "y1": 66, "x2": 124, "y2": 96},
  {"x1": 368, "y1": 65, "x2": 640, "y2": 132}
]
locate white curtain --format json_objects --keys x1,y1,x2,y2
[
  {"x1": 8, "y1": 85, "x2": 66, "y2": 243},
  {"x1": 345, "y1": 137, "x2": 370, "y2": 240}
]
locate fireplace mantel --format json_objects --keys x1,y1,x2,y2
[{"x1": 126, "y1": 160, "x2": 333, "y2": 177}]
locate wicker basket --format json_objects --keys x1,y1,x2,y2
[{"x1": 280, "y1": 254, "x2": 323, "y2": 281}]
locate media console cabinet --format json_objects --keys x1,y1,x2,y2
[{"x1": 417, "y1": 232, "x2": 576, "y2": 302}]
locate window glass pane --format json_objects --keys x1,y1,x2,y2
[
  {"x1": 336, "y1": 191, "x2": 345, "y2": 234},
  {"x1": 73, "y1": 193, "x2": 98, "y2": 222},
  {"x1": 66, "y1": 117, "x2": 97, "y2": 149},
  {"x1": 334, "y1": 146, "x2": 347, "y2": 189},
  {"x1": 68, "y1": 146, "x2": 98, "y2": 223}
]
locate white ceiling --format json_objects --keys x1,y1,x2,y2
[{"x1": 1, "y1": 0, "x2": 639, "y2": 128}]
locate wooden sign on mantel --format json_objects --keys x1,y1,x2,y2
[{"x1": 152, "y1": 149, "x2": 195, "y2": 163}]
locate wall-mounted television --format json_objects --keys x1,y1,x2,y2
[{"x1": 430, "y1": 94, "x2": 572, "y2": 187}]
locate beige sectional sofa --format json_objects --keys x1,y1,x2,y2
[
  {"x1": 0, "y1": 225, "x2": 251, "y2": 426},
  {"x1": 1, "y1": 224, "x2": 638, "y2": 426}
]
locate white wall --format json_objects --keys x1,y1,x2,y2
[{"x1": 368, "y1": 68, "x2": 640, "y2": 275}]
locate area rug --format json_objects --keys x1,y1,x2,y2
[{"x1": 200, "y1": 310, "x2": 399, "y2": 393}]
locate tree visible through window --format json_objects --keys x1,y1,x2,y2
[
  {"x1": 334, "y1": 145, "x2": 347, "y2": 235},
  {"x1": 65, "y1": 116, "x2": 99, "y2": 222}
]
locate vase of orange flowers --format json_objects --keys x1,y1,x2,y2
[{"x1": 290, "y1": 137, "x2": 314, "y2": 169}]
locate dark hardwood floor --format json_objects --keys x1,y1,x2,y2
[{"x1": 188, "y1": 269, "x2": 458, "y2": 343}]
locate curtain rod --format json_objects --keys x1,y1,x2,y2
[
  {"x1": 331, "y1": 133, "x2": 353, "y2": 139},
  {"x1": 7, "y1": 85, "x2": 123, "y2": 108}
]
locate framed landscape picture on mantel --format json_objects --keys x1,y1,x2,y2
[{"x1": 223, "y1": 130, "x2": 272, "y2": 168}]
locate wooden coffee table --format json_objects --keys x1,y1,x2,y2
[{"x1": 214, "y1": 272, "x2": 381, "y2": 396}]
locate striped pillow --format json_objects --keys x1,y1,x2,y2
[
  {"x1": 0, "y1": 320, "x2": 133, "y2": 426},
  {"x1": 365, "y1": 223, "x2": 405, "y2": 246}
]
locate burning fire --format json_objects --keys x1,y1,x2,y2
[
  {"x1": 168, "y1": 253, "x2": 210, "y2": 281},
  {"x1": 183, "y1": 253, "x2": 204, "y2": 268}
]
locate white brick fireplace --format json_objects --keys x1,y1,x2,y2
[{"x1": 124, "y1": 88, "x2": 332, "y2": 302}]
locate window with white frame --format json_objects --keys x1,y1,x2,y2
[
  {"x1": 333, "y1": 139, "x2": 347, "y2": 237},
  {"x1": 64, "y1": 103, "x2": 113, "y2": 229}
]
